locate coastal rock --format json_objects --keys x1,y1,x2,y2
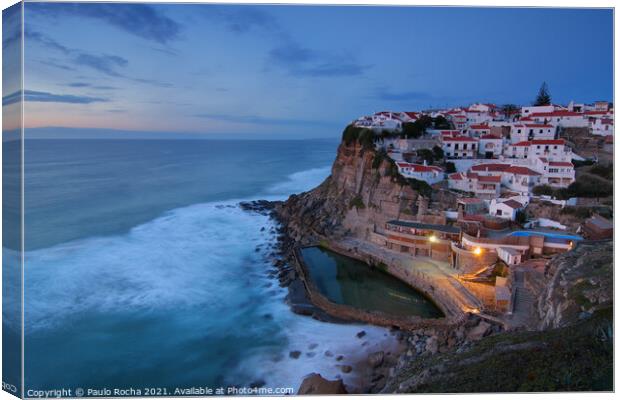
[
  {"x1": 368, "y1": 351, "x2": 385, "y2": 368},
  {"x1": 340, "y1": 365, "x2": 353, "y2": 374},
  {"x1": 289, "y1": 351, "x2": 301, "y2": 359},
  {"x1": 297, "y1": 373, "x2": 347, "y2": 395},
  {"x1": 465, "y1": 321, "x2": 491, "y2": 342},
  {"x1": 356, "y1": 330, "x2": 367, "y2": 338}
]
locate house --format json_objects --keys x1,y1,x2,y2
[
  {"x1": 442, "y1": 136, "x2": 479, "y2": 158},
  {"x1": 593, "y1": 101, "x2": 611, "y2": 111},
  {"x1": 467, "y1": 123, "x2": 491, "y2": 137},
  {"x1": 508, "y1": 123, "x2": 555, "y2": 143},
  {"x1": 521, "y1": 104, "x2": 555, "y2": 116},
  {"x1": 478, "y1": 135, "x2": 504, "y2": 158},
  {"x1": 497, "y1": 247, "x2": 523, "y2": 266},
  {"x1": 591, "y1": 118, "x2": 614, "y2": 136},
  {"x1": 536, "y1": 159, "x2": 575, "y2": 187},
  {"x1": 583, "y1": 215, "x2": 613, "y2": 240},
  {"x1": 529, "y1": 110, "x2": 589, "y2": 128},
  {"x1": 457, "y1": 197, "x2": 487, "y2": 215},
  {"x1": 501, "y1": 166, "x2": 542, "y2": 194},
  {"x1": 489, "y1": 198, "x2": 524, "y2": 220},
  {"x1": 494, "y1": 276, "x2": 513, "y2": 313},
  {"x1": 448, "y1": 172, "x2": 501, "y2": 199},
  {"x1": 504, "y1": 139, "x2": 570, "y2": 161},
  {"x1": 396, "y1": 162, "x2": 444, "y2": 185}
]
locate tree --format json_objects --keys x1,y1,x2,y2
[
  {"x1": 533, "y1": 82, "x2": 551, "y2": 106},
  {"x1": 515, "y1": 210, "x2": 528, "y2": 225},
  {"x1": 445, "y1": 162, "x2": 456, "y2": 173},
  {"x1": 433, "y1": 115, "x2": 452, "y2": 129},
  {"x1": 417, "y1": 149, "x2": 434, "y2": 165},
  {"x1": 401, "y1": 122, "x2": 424, "y2": 139},
  {"x1": 432, "y1": 145, "x2": 444, "y2": 160},
  {"x1": 500, "y1": 104, "x2": 519, "y2": 120},
  {"x1": 532, "y1": 184, "x2": 554, "y2": 196}
]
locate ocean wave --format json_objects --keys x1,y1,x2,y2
[{"x1": 265, "y1": 165, "x2": 331, "y2": 198}]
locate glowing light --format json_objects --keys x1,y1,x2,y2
[
  {"x1": 473, "y1": 247, "x2": 482, "y2": 255},
  {"x1": 429, "y1": 235, "x2": 437, "y2": 243}
]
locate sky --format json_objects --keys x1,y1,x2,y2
[{"x1": 2, "y1": 3, "x2": 614, "y2": 139}]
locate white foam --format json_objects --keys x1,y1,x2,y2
[
  {"x1": 265, "y1": 166, "x2": 331, "y2": 198},
  {"x1": 22, "y1": 164, "x2": 394, "y2": 389}
]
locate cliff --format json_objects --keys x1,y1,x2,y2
[
  {"x1": 537, "y1": 241, "x2": 613, "y2": 330},
  {"x1": 275, "y1": 139, "x2": 454, "y2": 246}
]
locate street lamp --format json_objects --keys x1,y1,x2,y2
[
  {"x1": 473, "y1": 247, "x2": 482, "y2": 256},
  {"x1": 429, "y1": 235, "x2": 437, "y2": 243}
]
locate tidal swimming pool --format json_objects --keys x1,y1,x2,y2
[{"x1": 300, "y1": 246, "x2": 444, "y2": 318}]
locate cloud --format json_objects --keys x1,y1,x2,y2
[
  {"x1": 27, "y1": 31, "x2": 172, "y2": 88},
  {"x1": 65, "y1": 82, "x2": 118, "y2": 90},
  {"x1": 193, "y1": 112, "x2": 337, "y2": 127},
  {"x1": 374, "y1": 88, "x2": 434, "y2": 101},
  {"x1": 3, "y1": 90, "x2": 108, "y2": 106},
  {"x1": 29, "y1": 3, "x2": 181, "y2": 44},
  {"x1": 200, "y1": 6, "x2": 280, "y2": 34},
  {"x1": 73, "y1": 53, "x2": 128, "y2": 77},
  {"x1": 269, "y1": 42, "x2": 370, "y2": 77}
]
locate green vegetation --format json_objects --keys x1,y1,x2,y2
[
  {"x1": 533, "y1": 81, "x2": 551, "y2": 106},
  {"x1": 401, "y1": 116, "x2": 432, "y2": 139},
  {"x1": 433, "y1": 115, "x2": 452, "y2": 129},
  {"x1": 341, "y1": 124, "x2": 376, "y2": 149},
  {"x1": 318, "y1": 239, "x2": 330, "y2": 250},
  {"x1": 385, "y1": 308, "x2": 613, "y2": 393},
  {"x1": 349, "y1": 195, "x2": 366, "y2": 210},
  {"x1": 372, "y1": 148, "x2": 388, "y2": 169},
  {"x1": 432, "y1": 145, "x2": 444, "y2": 161},
  {"x1": 532, "y1": 172, "x2": 612, "y2": 200},
  {"x1": 417, "y1": 149, "x2": 434, "y2": 165},
  {"x1": 588, "y1": 163, "x2": 613, "y2": 180},
  {"x1": 500, "y1": 104, "x2": 519, "y2": 119},
  {"x1": 560, "y1": 206, "x2": 593, "y2": 219},
  {"x1": 515, "y1": 210, "x2": 527, "y2": 224},
  {"x1": 445, "y1": 162, "x2": 456, "y2": 174}
]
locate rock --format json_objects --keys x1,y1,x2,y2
[
  {"x1": 368, "y1": 351, "x2": 384, "y2": 368},
  {"x1": 308, "y1": 343, "x2": 318, "y2": 350},
  {"x1": 324, "y1": 350, "x2": 333, "y2": 357},
  {"x1": 425, "y1": 336, "x2": 439, "y2": 354},
  {"x1": 297, "y1": 373, "x2": 347, "y2": 395},
  {"x1": 356, "y1": 330, "x2": 367, "y2": 338},
  {"x1": 340, "y1": 365, "x2": 353, "y2": 373},
  {"x1": 306, "y1": 352, "x2": 316, "y2": 358},
  {"x1": 466, "y1": 321, "x2": 492, "y2": 342},
  {"x1": 336, "y1": 355, "x2": 344, "y2": 361},
  {"x1": 289, "y1": 351, "x2": 301, "y2": 359}
]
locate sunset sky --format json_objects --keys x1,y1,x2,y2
[{"x1": 3, "y1": 3, "x2": 614, "y2": 138}]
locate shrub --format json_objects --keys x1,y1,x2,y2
[
  {"x1": 532, "y1": 184, "x2": 554, "y2": 196},
  {"x1": 560, "y1": 206, "x2": 593, "y2": 219},
  {"x1": 349, "y1": 195, "x2": 366, "y2": 210},
  {"x1": 589, "y1": 163, "x2": 613, "y2": 180},
  {"x1": 432, "y1": 145, "x2": 444, "y2": 160},
  {"x1": 372, "y1": 148, "x2": 387, "y2": 169},
  {"x1": 445, "y1": 161, "x2": 456, "y2": 173}
]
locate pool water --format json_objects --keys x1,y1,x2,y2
[
  {"x1": 509, "y1": 230, "x2": 583, "y2": 241},
  {"x1": 300, "y1": 246, "x2": 444, "y2": 318}
]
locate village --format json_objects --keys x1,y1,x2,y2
[{"x1": 343, "y1": 91, "x2": 614, "y2": 324}]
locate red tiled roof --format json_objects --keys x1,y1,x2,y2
[
  {"x1": 501, "y1": 199, "x2": 523, "y2": 209},
  {"x1": 480, "y1": 134, "x2": 502, "y2": 140},
  {"x1": 504, "y1": 166, "x2": 542, "y2": 176},
  {"x1": 512, "y1": 141, "x2": 531, "y2": 147},
  {"x1": 458, "y1": 197, "x2": 483, "y2": 204},
  {"x1": 404, "y1": 112, "x2": 418, "y2": 119},
  {"x1": 443, "y1": 136, "x2": 478, "y2": 142},
  {"x1": 449, "y1": 172, "x2": 465, "y2": 180},
  {"x1": 471, "y1": 163, "x2": 511, "y2": 172},
  {"x1": 549, "y1": 161, "x2": 573, "y2": 167},
  {"x1": 524, "y1": 124, "x2": 554, "y2": 128},
  {"x1": 530, "y1": 139, "x2": 565, "y2": 145},
  {"x1": 477, "y1": 175, "x2": 501, "y2": 183},
  {"x1": 396, "y1": 162, "x2": 443, "y2": 173},
  {"x1": 469, "y1": 124, "x2": 490, "y2": 130}
]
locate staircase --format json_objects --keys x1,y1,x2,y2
[{"x1": 510, "y1": 270, "x2": 536, "y2": 328}]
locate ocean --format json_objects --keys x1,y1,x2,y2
[{"x1": 10, "y1": 139, "x2": 398, "y2": 393}]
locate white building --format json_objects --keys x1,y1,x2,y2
[
  {"x1": 591, "y1": 118, "x2": 614, "y2": 136},
  {"x1": 448, "y1": 172, "x2": 501, "y2": 199},
  {"x1": 536, "y1": 159, "x2": 575, "y2": 188},
  {"x1": 529, "y1": 110, "x2": 589, "y2": 128},
  {"x1": 442, "y1": 136, "x2": 479, "y2": 158},
  {"x1": 478, "y1": 135, "x2": 504, "y2": 158},
  {"x1": 509, "y1": 123, "x2": 555, "y2": 143},
  {"x1": 396, "y1": 162, "x2": 444, "y2": 185},
  {"x1": 489, "y1": 198, "x2": 524, "y2": 221},
  {"x1": 467, "y1": 123, "x2": 491, "y2": 137},
  {"x1": 520, "y1": 105, "x2": 555, "y2": 116},
  {"x1": 501, "y1": 166, "x2": 542, "y2": 195},
  {"x1": 504, "y1": 139, "x2": 570, "y2": 161}
]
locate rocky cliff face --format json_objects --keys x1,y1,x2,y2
[
  {"x1": 537, "y1": 241, "x2": 613, "y2": 330},
  {"x1": 275, "y1": 140, "x2": 453, "y2": 246}
]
